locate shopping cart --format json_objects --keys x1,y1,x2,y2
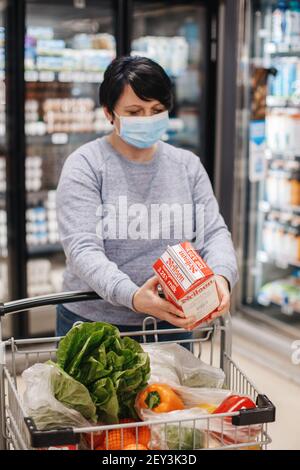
[{"x1": 0, "y1": 291, "x2": 276, "y2": 451}]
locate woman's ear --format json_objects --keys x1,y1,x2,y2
[{"x1": 103, "y1": 106, "x2": 114, "y2": 125}]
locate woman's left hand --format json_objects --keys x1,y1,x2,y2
[{"x1": 211, "y1": 275, "x2": 231, "y2": 320}]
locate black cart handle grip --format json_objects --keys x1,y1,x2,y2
[
  {"x1": 0, "y1": 285, "x2": 166, "y2": 317},
  {"x1": 0, "y1": 290, "x2": 100, "y2": 317},
  {"x1": 232, "y1": 394, "x2": 276, "y2": 426}
]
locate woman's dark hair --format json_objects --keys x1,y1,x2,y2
[{"x1": 99, "y1": 56, "x2": 173, "y2": 115}]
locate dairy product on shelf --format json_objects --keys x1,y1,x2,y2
[
  {"x1": 258, "y1": 271, "x2": 300, "y2": 314},
  {"x1": 26, "y1": 156, "x2": 42, "y2": 192},
  {"x1": 132, "y1": 36, "x2": 189, "y2": 77},
  {"x1": 0, "y1": 157, "x2": 6, "y2": 193},
  {"x1": 0, "y1": 208, "x2": 7, "y2": 257},
  {"x1": 266, "y1": 160, "x2": 300, "y2": 207},
  {"x1": 262, "y1": 212, "x2": 300, "y2": 262},
  {"x1": 266, "y1": 109, "x2": 300, "y2": 153},
  {"x1": 26, "y1": 190, "x2": 59, "y2": 247},
  {"x1": 27, "y1": 259, "x2": 63, "y2": 296}
]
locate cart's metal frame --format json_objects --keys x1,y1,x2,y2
[{"x1": 0, "y1": 291, "x2": 275, "y2": 451}]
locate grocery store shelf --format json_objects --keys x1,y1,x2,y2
[
  {"x1": 257, "y1": 250, "x2": 300, "y2": 269},
  {"x1": 264, "y1": 42, "x2": 300, "y2": 57},
  {"x1": 26, "y1": 190, "x2": 53, "y2": 204},
  {"x1": 266, "y1": 96, "x2": 300, "y2": 108},
  {"x1": 27, "y1": 243, "x2": 63, "y2": 256},
  {"x1": 257, "y1": 299, "x2": 299, "y2": 317},
  {"x1": 25, "y1": 70, "x2": 104, "y2": 84},
  {"x1": 26, "y1": 131, "x2": 102, "y2": 145},
  {"x1": 259, "y1": 200, "x2": 300, "y2": 215},
  {"x1": 265, "y1": 148, "x2": 300, "y2": 161}
]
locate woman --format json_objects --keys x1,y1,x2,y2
[{"x1": 56, "y1": 56, "x2": 238, "y2": 339}]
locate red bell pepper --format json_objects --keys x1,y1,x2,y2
[{"x1": 213, "y1": 395, "x2": 256, "y2": 415}]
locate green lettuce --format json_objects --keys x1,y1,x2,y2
[
  {"x1": 56, "y1": 322, "x2": 150, "y2": 424},
  {"x1": 48, "y1": 361, "x2": 97, "y2": 422}
]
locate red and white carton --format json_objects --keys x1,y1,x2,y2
[{"x1": 153, "y1": 241, "x2": 220, "y2": 327}]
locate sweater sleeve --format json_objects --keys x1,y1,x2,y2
[
  {"x1": 56, "y1": 151, "x2": 139, "y2": 309},
  {"x1": 190, "y1": 156, "x2": 239, "y2": 290}
]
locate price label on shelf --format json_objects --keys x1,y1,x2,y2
[
  {"x1": 58, "y1": 71, "x2": 72, "y2": 82},
  {"x1": 51, "y1": 133, "x2": 68, "y2": 145},
  {"x1": 39, "y1": 71, "x2": 55, "y2": 82},
  {"x1": 25, "y1": 70, "x2": 39, "y2": 82}
]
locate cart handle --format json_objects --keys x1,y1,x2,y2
[
  {"x1": 232, "y1": 394, "x2": 276, "y2": 426},
  {"x1": 0, "y1": 286, "x2": 167, "y2": 317},
  {"x1": 0, "y1": 291, "x2": 100, "y2": 317}
]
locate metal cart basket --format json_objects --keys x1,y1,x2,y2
[{"x1": 0, "y1": 291, "x2": 276, "y2": 451}]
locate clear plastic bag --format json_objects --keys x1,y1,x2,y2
[
  {"x1": 138, "y1": 407, "x2": 261, "y2": 450},
  {"x1": 22, "y1": 363, "x2": 95, "y2": 430},
  {"x1": 143, "y1": 343, "x2": 225, "y2": 388}
]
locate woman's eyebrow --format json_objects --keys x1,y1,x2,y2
[{"x1": 124, "y1": 105, "x2": 143, "y2": 110}]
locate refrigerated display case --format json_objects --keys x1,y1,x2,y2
[
  {"x1": 131, "y1": 1, "x2": 209, "y2": 165},
  {"x1": 0, "y1": 2, "x2": 11, "y2": 338},
  {"x1": 22, "y1": 1, "x2": 117, "y2": 335},
  {"x1": 2, "y1": 0, "x2": 226, "y2": 338},
  {"x1": 25, "y1": 0, "x2": 116, "y2": 297},
  {"x1": 234, "y1": 0, "x2": 300, "y2": 335}
]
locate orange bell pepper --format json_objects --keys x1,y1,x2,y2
[{"x1": 137, "y1": 384, "x2": 184, "y2": 413}]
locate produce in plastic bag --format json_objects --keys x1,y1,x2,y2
[
  {"x1": 22, "y1": 362, "x2": 96, "y2": 430},
  {"x1": 143, "y1": 343, "x2": 225, "y2": 388},
  {"x1": 138, "y1": 407, "x2": 261, "y2": 450}
]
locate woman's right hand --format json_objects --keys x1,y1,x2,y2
[{"x1": 132, "y1": 276, "x2": 196, "y2": 329}]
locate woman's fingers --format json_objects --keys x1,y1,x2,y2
[
  {"x1": 155, "y1": 297, "x2": 186, "y2": 318},
  {"x1": 146, "y1": 276, "x2": 160, "y2": 291},
  {"x1": 215, "y1": 277, "x2": 230, "y2": 312},
  {"x1": 217, "y1": 293, "x2": 230, "y2": 312},
  {"x1": 158, "y1": 311, "x2": 196, "y2": 329}
]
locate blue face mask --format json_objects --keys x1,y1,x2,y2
[{"x1": 115, "y1": 110, "x2": 169, "y2": 149}]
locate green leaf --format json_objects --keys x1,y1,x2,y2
[
  {"x1": 56, "y1": 321, "x2": 150, "y2": 424},
  {"x1": 48, "y1": 361, "x2": 97, "y2": 422}
]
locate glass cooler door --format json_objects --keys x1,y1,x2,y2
[
  {"x1": 25, "y1": 0, "x2": 116, "y2": 334},
  {"x1": 239, "y1": 0, "x2": 300, "y2": 332},
  {"x1": 131, "y1": 0, "x2": 208, "y2": 165}
]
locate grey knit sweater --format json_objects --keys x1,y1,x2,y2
[{"x1": 56, "y1": 136, "x2": 238, "y2": 325}]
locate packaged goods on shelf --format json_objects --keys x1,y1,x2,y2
[
  {"x1": 265, "y1": 160, "x2": 300, "y2": 207},
  {"x1": 26, "y1": 191, "x2": 59, "y2": 247},
  {"x1": 36, "y1": 39, "x2": 66, "y2": 56},
  {"x1": 262, "y1": 212, "x2": 300, "y2": 263},
  {"x1": 269, "y1": 57, "x2": 300, "y2": 98},
  {"x1": 25, "y1": 121, "x2": 47, "y2": 136},
  {"x1": 27, "y1": 259, "x2": 63, "y2": 296},
  {"x1": 0, "y1": 157, "x2": 6, "y2": 193},
  {"x1": 257, "y1": 272, "x2": 300, "y2": 313},
  {"x1": 266, "y1": 109, "x2": 300, "y2": 154},
  {"x1": 27, "y1": 27, "x2": 54, "y2": 41},
  {"x1": 0, "y1": 209, "x2": 7, "y2": 257},
  {"x1": 26, "y1": 156, "x2": 42, "y2": 192},
  {"x1": 42, "y1": 98, "x2": 96, "y2": 133},
  {"x1": 0, "y1": 262, "x2": 8, "y2": 299},
  {"x1": 72, "y1": 33, "x2": 115, "y2": 51},
  {"x1": 132, "y1": 36, "x2": 189, "y2": 77}
]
